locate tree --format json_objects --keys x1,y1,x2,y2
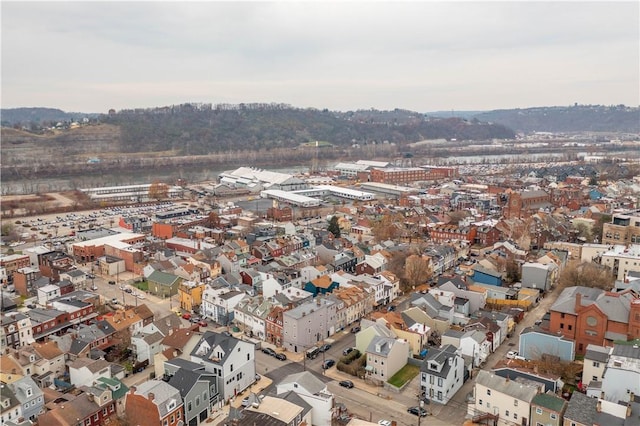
[
  {"x1": 327, "y1": 216, "x2": 341, "y2": 238},
  {"x1": 557, "y1": 260, "x2": 614, "y2": 290},
  {"x1": 404, "y1": 254, "x2": 432, "y2": 289},
  {"x1": 447, "y1": 210, "x2": 468, "y2": 225},
  {"x1": 148, "y1": 180, "x2": 169, "y2": 200},
  {"x1": 592, "y1": 214, "x2": 611, "y2": 243},
  {"x1": 372, "y1": 213, "x2": 404, "y2": 241}
]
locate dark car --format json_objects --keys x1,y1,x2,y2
[
  {"x1": 275, "y1": 353, "x2": 287, "y2": 361},
  {"x1": 407, "y1": 406, "x2": 427, "y2": 417},
  {"x1": 322, "y1": 359, "x2": 335, "y2": 369},
  {"x1": 26, "y1": 304, "x2": 37, "y2": 309},
  {"x1": 262, "y1": 347, "x2": 277, "y2": 356},
  {"x1": 319, "y1": 344, "x2": 332, "y2": 352},
  {"x1": 339, "y1": 380, "x2": 354, "y2": 388},
  {"x1": 108, "y1": 281, "x2": 116, "y2": 285},
  {"x1": 343, "y1": 347, "x2": 355, "y2": 356},
  {"x1": 350, "y1": 326, "x2": 361, "y2": 333}
]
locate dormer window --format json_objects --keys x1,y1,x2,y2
[
  {"x1": 30, "y1": 355, "x2": 35, "y2": 362},
  {"x1": 25, "y1": 387, "x2": 33, "y2": 397},
  {"x1": 167, "y1": 399, "x2": 176, "y2": 411}
]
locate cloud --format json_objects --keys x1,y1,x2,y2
[{"x1": 2, "y1": 1, "x2": 638, "y2": 112}]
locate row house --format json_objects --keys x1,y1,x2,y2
[
  {"x1": 38, "y1": 386, "x2": 118, "y2": 426},
  {"x1": 329, "y1": 285, "x2": 374, "y2": 329},
  {"x1": 125, "y1": 381, "x2": 184, "y2": 426},
  {"x1": 0, "y1": 313, "x2": 33, "y2": 349},
  {"x1": 178, "y1": 281, "x2": 205, "y2": 313},
  {"x1": 233, "y1": 296, "x2": 275, "y2": 340},
  {"x1": 355, "y1": 252, "x2": 388, "y2": 276},
  {"x1": 548, "y1": 286, "x2": 640, "y2": 354},
  {"x1": 429, "y1": 224, "x2": 477, "y2": 245},
  {"x1": 265, "y1": 306, "x2": 285, "y2": 347},
  {"x1": 12, "y1": 266, "x2": 43, "y2": 297},
  {"x1": 371, "y1": 312, "x2": 430, "y2": 356},
  {"x1": 201, "y1": 280, "x2": 246, "y2": 326},
  {"x1": 68, "y1": 358, "x2": 115, "y2": 388},
  {"x1": 5, "y1": 377, "x2": 44, "y2": 423},
  {"x1": 166, "y1": 364, "x2": 219, "y2": 426},
  {"x1": 0, "y1": 254, "x2": 30, "y2": 284},
  {"x1": 420, "y1": 344, "x2": 465, "y2": 404},
  {"x1": 442, "y1": 329, "x2": 491, "y2": 368},
  {"x1": 32, "y1": 340, "x2": 66, "y2": 386},
  {"x1": 187, "y1": 254, "x2": 222, "y2": 279},
  {"x1": 365, "y1": 336, "x2": 410, "y2": 384},
  {"x1": 283, "y1": 297, "x2": 337, "y2": 354},
  {"x1": 174, "y1": 262, "x2": 211, "y2": 283},
  {"x1": 425, "y1": 245, "x2": 458, "y2": 276},
  {"x1": 463, "y1": 316, "x2": 502, "y2": 353},
  {"x1": 274, "y1": 249, "x2": 318, "y2": 270}
]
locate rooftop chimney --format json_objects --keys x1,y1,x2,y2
[
  {"x1": 627, "y1": 403, "x2": 632, "y2": 418},
  {"x1": 596, "y1": 400, "x2": 602, "y2": 413},
  {"x1": 575, "y1": 293, "x2": 582, "y2": 312},
  {"x1": 148, "y1": 392, "x2": 155, "y2": 401}
]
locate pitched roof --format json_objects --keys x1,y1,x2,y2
[
  {"x1": 475, "y1": 370, "x2": 540, "y2": 402},
  {"x1": 531, "y1": 393, "x2": 567, "y2": 413},
  {"x1": 148, "y1": 270, "x2": 181, "y2": 286},
  {"x1": 278, "y1": 371, "x2": 326, "y2": 395},
  {"x1": 564, "y1": 391, "x2": 597, "y2": 425}
]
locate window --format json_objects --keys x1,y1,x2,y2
[
  {"x1": 103, "y1": 408, "x2": 107, "y2": 415},
  {"x1": 85, "y1": 420, "x2": 90, "y2": 426},
  {"x1": 437, "y1": 378, "x2": 443, "y2": 387},
  {"x1": 592, "y1": 376, "x2": 598, "y2": 382},
  {"x1": 560, "y1": 323, "x2": 564, "y2": 329},
  {"x1": 196, "y1": 396, "x2": 200, "y2": 406},
  {"x1": 487, "y1": 389, "x2": 491, "y2": 395},
  {"x1": 437, "y1": 391, "x2": 442, "y2": 400},
  {"x1": 170, "y1": 415, "x2": 175, "y2": 423},
  {"x1": 592, "y1": 361, "x2": 600, "y2": 368},
  {"x1": 536, "y1": 407, "x2": 542, "y2": 415},
  {"x1": 487, "y1": 402, "x2": 491, "y2": 409},
  {"x1": 163, "y1": 420, "x2": 168, "y2": 426},
  {"x1": 550, "y1": 413, "x2": 557, "y2": 420},
  {"x1": 177, "y1": 411, "x2": 181, "y2": 419},
  {"x1": 188, "y1": 402, "x2": 192, "y2": 411},
  {"x1": 94, "y1": 414, "x2": 99, "y2": 421},
  {"x1": 568, "y1": 324, "x2": 572, "y2": 331},
  {"x1": 506, "y1": 410, "x2": 510, "y2": 417},
  {"x1": 247, "y1": 353, "x2": 250, "y2": 361},
  {"x1": 429, "y1": 376, "x2": 434, "y2": 384},
  {"x1": 513, "y1": 413, "x2": 517, "y2": 420},
  {"x1": 514, "y1": 400, "x2": 518, "y2": 407}
]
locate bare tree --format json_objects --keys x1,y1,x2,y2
[
  {"x1": 404, "y1": 254, "x2": 432, "y2": 290},
  {"x1": 557, "y1": 260, "x2": 613, "y2": 290}
]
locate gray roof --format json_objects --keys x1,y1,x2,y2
[
  {"x1": 190, "y1": 331, "x2": 246, "y2": 365},
  {"x1": 475, "y1": 370, "x2": 540, "y2": 402},
  {"x1": 585, "y1": 344, "x2": 612, "y2": 363},
  {"x1": 134, "y1": 380, "x2": 182, "y2": 418},
  {"x1": 167, "y1": 368, "x2": 216, "y2": 399},
  {"x1": 612, "y1": 343, "x2": 640, "y2": 359},
  {"x1": 421, "y1": 344, "x2": 458, "y2": 378},
  {"x1": 564, "y1": 391, "x2": 597, "y2": 425},
  {"x1": 366, "y1": 336, "x2": 397, "y2": 357},
  {"x1": 551, "y1": 286, "x2": 633, "y2": 323},
  {"x1": 278, "y1": 371, "x2": 326, "y2": 395}
]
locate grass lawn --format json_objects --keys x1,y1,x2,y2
[
  {"x1": 133, "y1": 280, "x2": 149, "y2": 291},
  {"x1": 388, "y1": 364, "x2": 420, "y2": 388}
]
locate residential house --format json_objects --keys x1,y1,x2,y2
[
  {"x1": 167, "y1": 367, "x2": 219, "y2": 426},
  {"x1": 0, "y1": 386, "x2": 22, "y2": 426},
  {"x1": 68, "y1": 358, "x2": 113, "y2": 388},
  {"x1": 420, "y1": 344, "x2": 465, "y2": 404},
  {"x1": 36, "y1": 388, "x2": 116, "y2": 426},
  {"x1": 410, "y1": 294, "x2": 454, "y2": 334},
  {"x1": 365, "y1": 336, "x2": 410, "y2": 385},
  {"x1": 266, "y1": 306, "x2": 284, "y2": 347},
  {"x1": 582, "y1": 344, "x2": 611, "y2": 390},
  {"x1": 601, "y1": 343, "x2": 640, "y2": 404},
  {"x1": 530, "y1": 393, "x2": 567, "y2": 426},
  {"x1": 473, "y1": 370, "x2": 542, "y2": 426},
  {"x1": 0, "y1": 313, "x2": 33, "y2": 349},
  {"x1": 5, "y1": 377, "x2": 44, "y2": 422},
  {"x1": 600, "y1": 244, "x2": 640, "y2": 281},
  {"x1": 442, "y1": 329, "x2": 491, "y2": 368},
  {"x1": 154, "y1": 331, "x2": 203, "y2": 378},
  {"x1": 277, "y1": 371, "x2": 334, "y2": 426},
  {"x1": 125, "y1": 381, "x2": 184, "y2": 426},
  {"x1": 178, "y1": 281, "x2": 205, "y2": 313},
  {"x1": 189, "y1": 331, "x2": 256, "y2": 401},
  {"x1": 548, "y1": 286, "x2": 640, "y2": 354},
  {"x1": 437, "y1": 276, "x2": 487, "y2": 314},
  {"x1": 304, "y1": 275, "x2": 339, "y2": 297},
  {"x1": 233, "y1": 296, "x2": 274, "y2": 340},
  {"x1": 201, "y1": 281, "x2": 246, "y2": 326},
  {"x1": 372, "y1": 312, "x2": 430, "y2": 356},
  {"x1": 238, "y1": 395, "x2": 312, "y2": 426},
  {"x1": 354, "y1": 320, "x2": 397, "y2": 356},
  {"x1": 492, "y1": 366, "x2": 563, "y2": 395},
  {"x1": 519, "y1": 326, "x2": 576, "y2": 361},
  {"x1": 282, "y1": 298, "x2": 337, "y2": 354},
  {"x1": 31, "y1": 341, "x2": 65, "y2": 387},
  {"x1": 132, "y1": 331, "x2": 164, "y2": 366},
  {"x1": 463, "y1": 317, "x2": 502, "y2": 353},
  {"x1": 355, "y1": 253, "x2": 387, "y2": 276},
  {"x1": 522, "y1": 262, "x2": 557, "y2": 293},
  {"x1": 471, "y1": 265, "x2": 504, "y2": 287}
]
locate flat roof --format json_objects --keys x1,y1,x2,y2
[{"x1": 72, "y1": 232, "x2": 145, "y2": 248}]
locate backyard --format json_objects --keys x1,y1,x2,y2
[{"x1": 388, "y1": 364, "x2": 420, "y2": 388}]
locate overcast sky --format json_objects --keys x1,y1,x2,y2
[{"x1": 2, "y1": 1, "x2": 638, "y2": 113}]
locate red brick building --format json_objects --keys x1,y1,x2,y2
[
  {"x1": 504, "y1": 190, "x2": 552, "y2": 219},
  {"x1": 548, "y1": 287, "x2": 640, "y2": 354},
  {"x1": 370, "y1": 166, "x2": 457, "y2": 185},
  {"x1": 266, "y1": 306, "x2": 284, "y2": 347},
  {"x1": 0, "y1": 254, "x2": 30, "y2": 283},
  {"x1": 429, "y1": 225, "x2": 477, "y2": 244}
]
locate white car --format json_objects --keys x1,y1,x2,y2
[
  {"x1": 378, "y1": 421, "x2": 392, "y2": 426},
  {"x1": 136, "y1": 294, "x2": 145, "y2": 300},
  {"x1": 506, "y1": 350, "x2": 518, "y2": 359}
]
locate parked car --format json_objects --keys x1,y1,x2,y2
[
  {"x1": 111, "y1": 298, "x2": 119, "y2": 304},
  {"x1": 534, "y1": 319, "x2": 543, "y2": 325},
  {"x1": 350, "y1": 326, "x2": 361, "y2": 333},
  {"x1": 241, "y1": 397, "x2": 250, "y2": 407},
  {"x1": 319, "y1": 344, "x2": 332, "y2": 352},
  {"x1": 275, "y1": 353, "x2": 287, "y2": 361},
  {"x1": 339, "y1": 380, "x2": 354, "y2": 388},
  {"x1": 197, "y1": 320, "x2": 208, "y2": 327},
  {"x1": 124, "y1": 288, "x2": 133, "y2": 293},
  {"x1": 26, "y1": 304, "x2": 37, "y2": 309},
  {"x1": 108, "y1": 281, "x2": 116, "y2": 285},
  {"x1": 262, "y1": 347, "x2": 276, "y2": 356},
  {"x1": 407, "y1": 406, "x2": 427, "y2": 417},
  {"x1": 136, "y1": 294, "x2": 145, "y2": 300},
  {"x1": 506, "y1": 350, "x2": 518, "y2": 359},
  {"x1": 181, "y1": 313, "x2": 192, "y2": 320},
  {"x1": 322, "y1": 359, "x2": 335, "y2": 369},
  {"x1": 343, "y1": 347, "x2": 355, "y2": 356},
  {"x1": 378, "y1": 421, "x2": 392, "y2": 426}
]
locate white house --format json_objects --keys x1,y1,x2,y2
[
  {"x1": 189, "y1": 331, "x2": 256, "y2": 401},
  {"x1": 472, "y1": 370, "x2": 542, "y2": 426},
  {"x1": 583, "y1": 344, "x2": 612, "y2": 392},
  {"x1": 277, "y1": 371, "x2": 334, "y2": 426},
  {"x1": 37, "y1": 284, "x2": 61, "y2": 306},
  {"x1": 600, "y1": 343, "x2": 640, "y2": 404},
  {"x1": 201, "y1": 285, "x2": 246, "y2": 326},
  {"x1": 68, "y1": 358, "x2": 113, "y2": 388},
  {"x1": 131, "y1": 332, "x2": 164, "y2": 365},
  {"x1": 420, "y1": 344, "x2": 465, "y2": 404},
  {"x1": 442, "y1": 329, "x2": 490, "y2": 368}
]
